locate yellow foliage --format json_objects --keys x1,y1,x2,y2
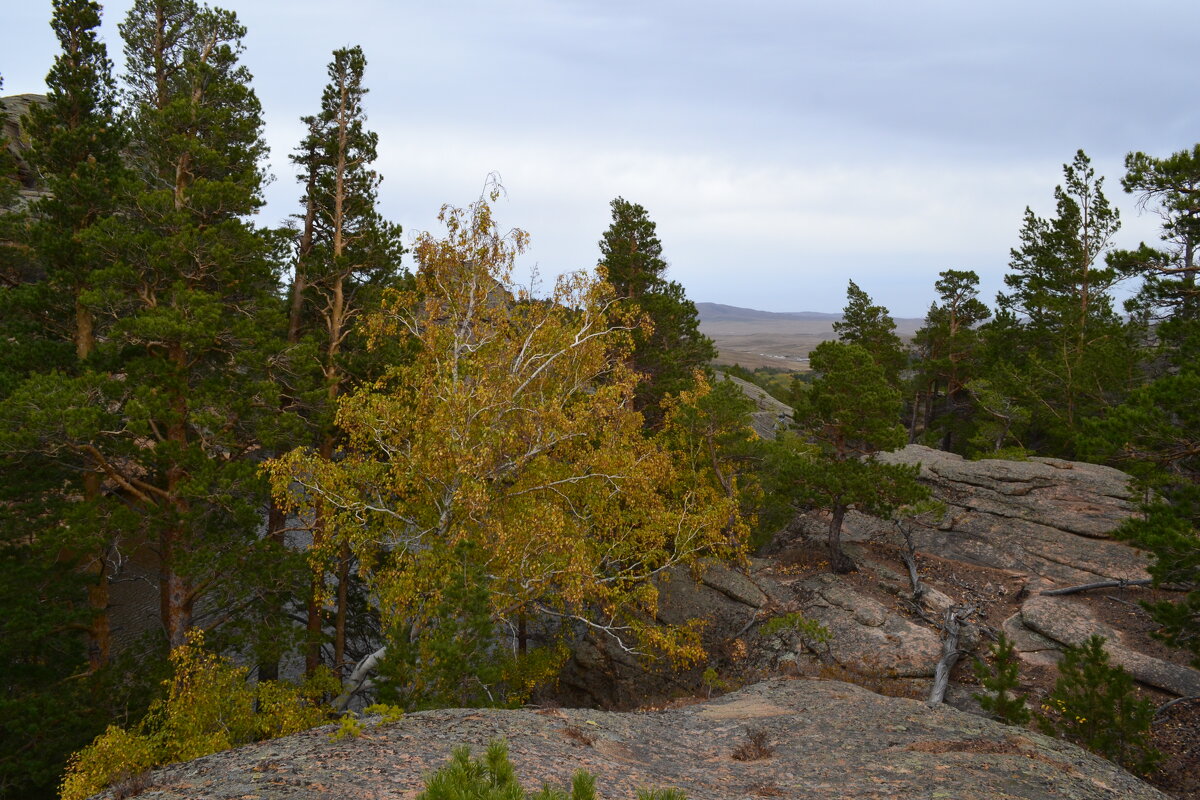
[
  {"x1": 330, "y1": 713, "x2": 365, "y2": 741},
  {"x1": 363, "y1": 703, "x2": 406, "y2": 724},
  {"x1": 266, "y1": 190, "x2": 744, "y2": 678},
  {"x1": 60, "y1": 631, "x2": 333, "y2": 799},
  {"x1": 59, "y1": 725, "x2": 157, "y2": 800}
]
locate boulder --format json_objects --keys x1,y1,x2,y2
[
  {"x1": 0, "y1": 94, "x2": 51, "y2": 208},
  {"x1": 553, "y1": 563, "x2": 769, "y2": 708},
  {"x1": 800, "y1": 573, "x2": 943, "y2": 678}
]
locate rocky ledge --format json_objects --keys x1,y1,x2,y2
[{"x1": 102, "y1": 678, "x2": 1167, "y2": 800}]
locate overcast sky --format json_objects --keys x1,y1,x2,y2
[{"x1": 6, "y1": 1, "x2": 1199, "y2": 316}]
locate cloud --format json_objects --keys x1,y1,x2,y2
[{"x1": 7, "y1": 0, "x2": 1195, "y2": 316}]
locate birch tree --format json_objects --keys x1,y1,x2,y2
[{"x1": 269, "y1": 188, "x2": 740, "y2": 708}]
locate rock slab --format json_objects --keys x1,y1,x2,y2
[
  {"x1": 878, "y1": 445, "x2": 1147, "y2": 585},
  {"x1": 119, "y1": 678, "x2": 1168, "y2": 800}
]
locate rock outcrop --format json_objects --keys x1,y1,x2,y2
[
  {"x1": 113, "y1": 678, "x2": 1169, "y2": 800},
  {"x1": 561, "y1": 445, "x2": 1199, "y2": 710},
  {"x1": 876, "y1": 445, "x2": 1144, "y2": 585}
]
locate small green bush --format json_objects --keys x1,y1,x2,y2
[
  {"x1": 417, "y1": 740, "x2": 687, "y2": 800},
  {"x1": 973, "y1": 632, "x2": 1030, "y2": 725},
  {"x1": 760, "y1": 612, "x2": 831, "y2": 649},
  {"x1": 1037, "y1": 635, "x2": 1160, "y2": 775},
  {"x1": 417, "y1": 740, "x2": 594, "y2": 800}
]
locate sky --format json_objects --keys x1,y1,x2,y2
[{"x1": 5, "y1": 0, "x2": 1199, "y2": 317}]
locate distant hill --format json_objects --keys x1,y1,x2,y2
[{"x1": 696, "y1": 302, "x2": 843, "y2": 323}]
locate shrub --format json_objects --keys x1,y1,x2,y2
[
  {"x1": 1038, "y1": 635, "x2": 1160, "y2": 775},
  {"x1": 417, "y1": 740, "x2": 687, "y2": 800},
  {"x1": 973, "y1": 632, "x2": 1030, "y2": 725},
  {"x1": 417, "y1": 739, "x2": 595, "y2": 800},
  {"x1": 760, "y1": 612, "x2": 831, "y2": 650},
  {"x1": 59, "y1": 725, "x2": 157, "y2": 800},
  {"x1": 60, "y1": 631, "x2": 335, "y2": 800}
]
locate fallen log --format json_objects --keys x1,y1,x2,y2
[{"x1": 1040, "y1": 579, "x2": 1152, "y2": 596}]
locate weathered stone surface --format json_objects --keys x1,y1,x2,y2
[
  {"x1": 1020, "y1": 594, "x2": 1200, "y2": 697},
  {"x1": 699, "y1": 560, "x2": 768, "y2": 608},
  {"x1": 878, "y1": 445, "x2": 1147, "y2": 585},
  {"x1": 125, "y1": 678, "x2": 1169, "y2": 800},
  {"x1": 1001, "y1": 611, "x2": 1065, "y2": 667},
  {"x1": 801, "y1": 573, "x2": 943, "y2": 677}
]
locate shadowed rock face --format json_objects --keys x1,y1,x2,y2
[
  {"x1": 1, "y1": 94, "x2": 50, "y2": 207},
  {"x1": 115, "y1": 678, "x2": 1169, "y2": 800}
]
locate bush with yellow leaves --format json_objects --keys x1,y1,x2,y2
[{"x1": 60, "y1": 631, "x2": 336, "y2": 800}]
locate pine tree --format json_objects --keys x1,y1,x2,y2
[
  {"x1": 910, "y1": 270, "x2": 990, "y2": 450},
  {"x1": 22, "y1": 0, "x2": 132, "y2": 667},
  {"x1": 833, "y1": 280, "x2": 906, "y2": 386},
  {"x1": 973, "y1": 632, "x2": 1030, "y2": 725},
  {"x1": 598, "y1": 197, "x2": 715, "y2": 424},
  {"x1": 774, "y1": 341, "x2": 927, "y2": 573},
  {"x1": 1116, "y1": 145, "x2": 1200, "y2": 365},
  {"x1": 0, "y1": 12, "x2": 152, "y2": 792},
  {"x1": 1082, "y1": 147, "x2": 1200, "y2": 669},
  {"x1": 69, "y1": 0, "x2": 284, "y2": 650},
  {"x1": 994, "y1": 150, "x2": 1137, "y2": 456},
  {"x1": 0, "y1": 12, "x2": 142, "y2": 795},
  {"x1": 1039, "y1": 635, "x2": 1159, "y2": 775},
  {"x1": 285, "y1": 45, "x2": 407, "y2": 675},
  {"x1": 25, "y1": 0, "x2": 128, "y2": 362}
]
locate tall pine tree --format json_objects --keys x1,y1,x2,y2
[
  {"x1": 909, "y1": 270, "x2": 990, "y2": 450},
  {"x1": 993, "y1": 150, "x2": 1137, "y2": 456},
  {"x1": 73, "y1": 0, "x2": 283, "y2": 650},
  {"x1": 1083, "y1": 144, "x2": 1200, "y2": 668},
  {"x1": 286, "y1": 45, "x2": 406, "y2": 675},
  {"x1": 1116, "y1": 145, "x2": 1200, "y2": 365},
  {"x1": 0, "y1": 8, "x2": 141, "y2": 793},
  {"x1": 598, "y1": 197, "x2": 714, "y2": 425}
]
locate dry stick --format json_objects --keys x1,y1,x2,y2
[
  {"x1": 902, "y1": 550, "x2": 925, "y2": 602},
  {"x1": 897, "y1": 520, "x2": 926, "y2": 603},
  {"x1": 1156, "y1": 695, "x2": 1200, "y2": 716},
  {"x1": 1040, "y1": 579, "x2": 1152, "y2": 596},
  {"x1": 927, "y1": 605, "x2": 976, "y2": 707}
]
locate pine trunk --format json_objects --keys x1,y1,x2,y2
[{"x1": 827, "y1": 503, "x2": 856, "y2": 574}]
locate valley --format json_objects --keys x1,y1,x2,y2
[{"x1": 696, "y1": 302, "x2": 924, "y2": 371}]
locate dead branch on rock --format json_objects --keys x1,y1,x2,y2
[
  {"x1": 895, "y1": 519, "x2": 926, "y2": 603},
  {"x1": 1155, "y1": 695, "x2": 1200, "y2": 717},
  {"x1": 927, "y1": 604, "x2": 976, "y2": 707},
  {"x1": 1040, "y1": 579, "x2": 1152, "y2": 596}
]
